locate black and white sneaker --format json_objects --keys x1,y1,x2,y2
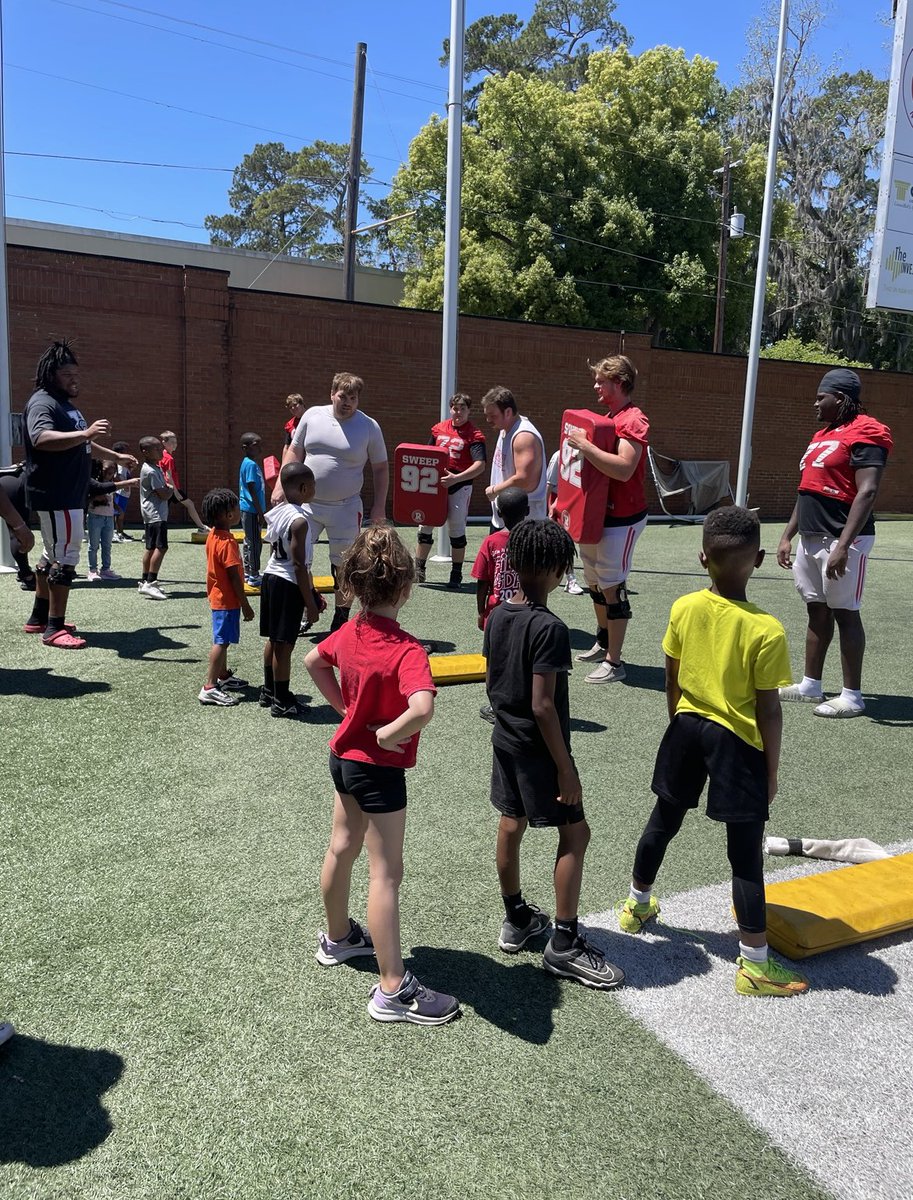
[
  {"x1": 543, "y1": 934, "x2": 625, "y2": 990},
  {"x1": 271, "y1": 696, "x2": 301, "y2": 718},
  {"x1": 217, "y1": 671, "x2": 248, "y2": 690},
  {"x1": 198, "y1": 685, "x2": 240, "y2": 707},
  {"x1": 499, "y1": 905, "x2": 551, "y2": 953},
  {"x1": 0, "y1": 1021, "x2": 14, "y2": 1047},
  {"x1": 258, "y1": 687, "x2": 274, "y2": 708},
  {"x1": 479, "y1": 703, "x2": 496, "y2": 724}
]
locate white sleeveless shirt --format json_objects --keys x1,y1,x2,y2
[
  {"x1": 264, "y1": 502, "x2": 312, "y2": 585},
  {"x1": 490, "y1": 414, "x2": 548, "y2": 528}
]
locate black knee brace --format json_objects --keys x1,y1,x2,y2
[
  {"x1": 47, "y1": 561, "x2": 76, "y2": 588},
  {"x1": 588, "y1": 588, "x2": 607, "y2": 606},
  {"x1": 417, "y1": 531, "x2": 434, "y2": 546},
  {"x1": 606, "y1": 583, "x2": 632, "y2": 620},
  {"x1": 449, "y1": 534, "x2": 467, "y2": 549}
]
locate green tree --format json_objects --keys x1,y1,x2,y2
[
  {"x1": 205, "y1": 141, "x2": 374, "y2": 262},
  {"x1": 386, "y1": 46, "x2": 768, "y2": 347},
  {"x1": 442, "y1": 0, "x2": 630, "y2": 106},
  {"x1": 759, "y1": 334, "x2": 869, "y2": 368}
]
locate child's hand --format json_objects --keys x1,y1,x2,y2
[
  {"x1": 242, "y1": 602, "x2": 255, "y2": 622},
  {"x1": 305, "y1": 600, "x2": 320, "y2": 626},
  {"x1": 768, "y1": 774, "x2": 779, "y2": 804},
  {"x1": 556, "y1": 766, "x2": 582, "y2": 807},
  {"x1": 369, "y1": 723, "x2": 411, "y2": 754}
]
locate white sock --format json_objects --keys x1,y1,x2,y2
[
  {"x1": 800, "y1": 676, "x2": 822, "y2": 695},
  {"x1": 839, "y1": 687, "x2": 864, "y2": 707},
  {"x1": 630, "y1": 884, "x2": 652, "y2": 905},
  {"x1": 739, "y1": 941, "x2": 768, "y2": 964}
]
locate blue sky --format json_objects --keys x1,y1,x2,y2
[{"x1": 2, "y1": 0, "x2": 895, "y2": 245}]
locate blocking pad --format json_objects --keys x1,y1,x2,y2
[
  {"x1": 765, "y1": 852, "x2": 913, "y2": 959},
  {"x1": 428, "y1": 653, "x2": 486, "y2": 685}
]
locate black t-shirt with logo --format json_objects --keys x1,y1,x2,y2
[
  {"x1": 24, "y1": 388, "x2": 92, "y2": 510},
  {"x1": 483, "y1": 600, "x2": 572, "y2": 758}
]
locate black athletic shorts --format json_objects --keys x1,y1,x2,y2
[
  {"x1": 651, "y1": 712, "x2": 769, "y2": 823},
  {"x1": 490, "y1": 744, "x2": 585, "y2": 828},
  {"x1": 329, "y1": 752, "x2": 407, "y2": 815},
  {"x1": 143, "y1": 521, "x2": 169, "y2": 551},
  {"x1": 259, "y1": 573, "x2": 304, "y2": 644}
]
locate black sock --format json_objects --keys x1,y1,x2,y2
[
  {"x1": 147, "y1": 573, "x2": 158, "y2": 583},
  {"x1": 45, "y1": 615, "x2": 64, "y2": 636},
  {"x1": 502, "y1": 892, "x2": 532, "y2": 925},
  {"x1": 141, "y1": 573, "x2": 149, "y2": 583},
  {"x1": 450, "y1": 563, "x2": 463, "y2": 578},
  {"x1": 275, "y1": 679, "x2": 291, "y2": 704},
  {"x1": 552, "y1": 916, "x2": 578, "y2": 952},
  {"x1": 264, "y1": 664, "x2": 275, "y2": 693},
  {"x1": 29, "y1": 596, "x2": 50, "y2": 624},
  {"x1": 596, "y1": 627, "x2": 609, "y2": 650}
]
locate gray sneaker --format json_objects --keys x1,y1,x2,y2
[
  {"x1": 315, "y1": 919, "x2": 375, "y2": 966},
  {"x1": 543, "y1": 935, "x2": 625, "y2": 990},
  {"x1": 367, "y1": 970, "x2": 460, "y2": 1025},
  {"x1": 499, "y1": 904, "x2": 551, "y2": 953},
  {"x1": 584, "y1": 660, "x2": 626, "y2": 684},
  {"x1": 575, "y1": 642, "x2": 606, "y2": 663}
]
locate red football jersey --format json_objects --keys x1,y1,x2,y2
[
  {"x1": 160, "y1": 448, "x2": 180, "y2": 492},
  {"x1": 471, "y1": 528, "x2": 519, "y2": 621},
  {"x1": 317, "y1": 613, "x2": 437, "y2": 769},
  {"x1": 429, "y1": 418, "x2": 486, "y2": 473},
  {"x1": 798, "y1": 415, "x2": 893, "y2": 503},
  {"x1": 606, "y1": 405, "x2": 650, "y2": 520}
]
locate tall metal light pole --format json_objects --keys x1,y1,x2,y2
[
  {"x1": 0, "y1": 0, "x2": 16, "y2": 571},
  {"x1": 433, "y1": 0, "x2": 465, "y2": 562},
  {"x1": 735, "y1": 0, "x2": 790, "y2": 506}
]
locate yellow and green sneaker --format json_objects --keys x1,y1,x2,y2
[
  {"x1": 618, "y1": 896, "x2": 661, "y2": 934},
  {"x1": 735, "y1": 955, "x2": 809, "y2": 997}
]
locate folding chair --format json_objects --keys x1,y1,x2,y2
[{"x1": 647, "y1": 447, "x2": 734, "y2": 524}]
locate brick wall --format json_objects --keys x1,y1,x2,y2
[{"x1": 8, "y1": 243, "x2": 909, "y2": 521}]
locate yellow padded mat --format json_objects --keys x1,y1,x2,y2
[
  {"x1": 765, "y1": 852, "x2": 913, "y2": 960},
  {"x1": 428, "y1": 653, "x2": 487, "y2": 685}
]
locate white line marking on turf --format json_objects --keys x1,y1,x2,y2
[{"x1": 585, "y1": 842, "x2": 913, "y2": 1200}]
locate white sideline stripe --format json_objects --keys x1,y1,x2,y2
[{"x1": 585, "y1": 841, "x2": 913, "y2": 1200}]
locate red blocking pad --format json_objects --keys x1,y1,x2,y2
[
  {"x1": 554, "y1": 410, "x2": 616, "y2": 544},
  {"x1": 263, "y1": 454, "x2": 280, "y2": 492},
  {"x1": 392, "y1": 443, "x2": 450, "y2": 527}
]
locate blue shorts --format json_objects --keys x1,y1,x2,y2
[
  {"x1": 114, "y1": 494, "x2": 128, "y2": 513},
  {"x1": 211, "y1": 608, "x2": 241, "y2": 645}
]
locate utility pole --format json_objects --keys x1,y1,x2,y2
[
  {"x1": 342, "y1": 42, "x2": 367, "y2": 303},
  {"x1": 0, "y1": 0, "x2": 16, "y2": 571},
  {"x1": 713, "y1": 149, "x2": 732, "y2": 354}
]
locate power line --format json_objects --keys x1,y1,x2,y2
[
  {"x1": 47, "y1": 0, "x2": 447, "y2": 106},
  {"x1": 7, "y1": 193, "x2": 209, "y2": 230}
]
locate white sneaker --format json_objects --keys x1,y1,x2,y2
[
  {"x1": 576, "y1": 642, "x2": 606, "y2": 663},
  {"x1": 112, "y1": 532, "x2": 125, "y2": 543},
  {"x1": 565, "y1": 577, "x2": 585, "y2": 596},
  {"x1": 585, "y1": 660, "x2": 626, "y2": 684},
  {"x1": 198, "y1": 685, "x2": 240, "y2": 707},
  {"x1": 141, "y1": 582, "x2": 166, "y2": 601},
  {"x1": 87, "y1": 570, "x2": 101, "y2": 582}
]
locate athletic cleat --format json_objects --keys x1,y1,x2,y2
[
  {"x1": 735, "y1": 955, "x2": 809, "y2": 997},
  {"x1": 258, "y1": 687, "x2": 274, "y2": 708},
  {"x1": 499, "y1": 905, "x2": 551, "y2": 953},
  {"x1": 585, "y1": 660, "x2": 626, "y2": 684},
  {"x1": 198, "y1": 685, "x2": 240, "y2": 707},
  {"x1": 217, "y1": 671, "x2": 248, "y2": 690},
  {"x1": 112, "y1": 532, "x2": 126, "y2": 543},
  {"x1": 315, "y1": 919, "x2": 375, "y2": 966},
  {"x1": 367, "y1": 970, "x2": 460, "y2": 1025},
  {"x1": 575, "y1": 642, "x2": 607, "y2": 664},
  {"x1": 479, "y1": 703, "x2": 496, "y2": 725},
  {"x1": 543, "y1": 934, "x2": 625, "y2": 990},
  {"x1": 140, "y1": 582, "x2": 167, "y2": 601},
  {"x1": 447, "y1": 570, "x2": 463, "y2": 590},
  {"x1": 779, "y1": 683, "x2": 824, "y2": 703},
  {"x1": 246, "y1": 575, "x2": 263, "y2": 588},
  {"x1": 618, "y1": 895, "x2": 661, "y2": 934},
  {"x1": 271, "y1": 697, "x2": 302, "y2": 719}
]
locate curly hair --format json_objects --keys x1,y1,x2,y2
[
  {"x1": 702, "y1": 505, "x2": 760, "y2": 554},
  {"x1": 507, "y1": 519, "x2": 574, "y2": 578},
  {"x1": 339, "y1": 525, "x2": 414, "y2": 611},
  {"x1": 35, "y1": 339, "x2": 78, "y2": 391},
  {"x1": 201, "y1": 488, "x2": 239, "y2": 526}
]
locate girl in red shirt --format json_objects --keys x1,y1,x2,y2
[{"x1": 305, "y1": 526, "x2": 460, "y2": 1026}]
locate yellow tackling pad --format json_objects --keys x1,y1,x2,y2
[
  {"x1": 765, "y1": 852, "x2": 913, "y2": 960},
  {"x1": 428, "y1": 653, "x2": 487, "y2": 685}
]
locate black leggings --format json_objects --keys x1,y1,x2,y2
[{"x1": 632, "y1": 798, "x2": 767, "y2": 935}]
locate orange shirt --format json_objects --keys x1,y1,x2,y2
[{"x1": 206, "y1": 529, "x2": 242, "y2": 610}]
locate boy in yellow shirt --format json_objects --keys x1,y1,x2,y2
[{"x1": 617, "y1": 506, "x2": 809, "y2": 997}]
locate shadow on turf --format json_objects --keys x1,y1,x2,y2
[
  {"x1": 0, "y1": 667, "x2": 112, "y2": 700},
  {"x1": 590, "y1": 924, "x2": 900, "y2": 996},
  {"x1": 865, "y1": 693, "x2": 913, "y2": 728},
  {"x1": 88, "y1": 624, "x2": 202, "y2": 662},
  {"x1": 0, "y1": 1035, "x2": 123, "y2": 1166}
]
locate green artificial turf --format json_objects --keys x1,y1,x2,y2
[{"x1": 2, "y1": 519, "x2": 909, "y2": 1199}]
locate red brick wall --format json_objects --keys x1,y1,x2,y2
[{"x1": 7, "y1": 243, "x2": 909, "y2": 521}]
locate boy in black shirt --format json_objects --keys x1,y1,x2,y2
[{"x1": 483, "y1": 520, "x2": 624, "y2": 990}]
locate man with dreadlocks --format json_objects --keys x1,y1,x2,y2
[
  {"x1": 23, "y1": 340, "x2": 136, "y2": 648},
  {"x1": 483, "y1": 518, "x2": 625, "y2": 991},
  {"x1": 776, "y1": 369, "x2": 893, "y2": 718}
]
